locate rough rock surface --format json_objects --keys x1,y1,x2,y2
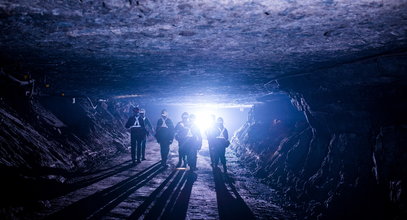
[
  {"x1": 0, "y1": 80, "x2": 131, "y2": 216},
  {"x1": 0, "y1": 94, "x2": 129, "y2": 170},
  {"x1": 0, "y1": 0, "x2": 407, "y2": 103},
  {"x1": 232, "y1": 54, "x2": 407, "y2": 219}
]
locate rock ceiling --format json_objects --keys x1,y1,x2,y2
[{"x1": 0, "y1": 0, "x2": 406, "y2": 103}]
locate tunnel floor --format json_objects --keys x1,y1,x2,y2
[{"x1": 35, "y1": 140, "x2": 293, "y2": 220}]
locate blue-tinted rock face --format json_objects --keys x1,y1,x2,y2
[
  {"x1": 0, "y1": 0, "x2": 407, "y2": 103},
  {"x1": 233, "y1": 54, "x2": 407, "y2": 219},
  {"x1": 0, "y1": 95, "x2": 129, "y2": 170}
]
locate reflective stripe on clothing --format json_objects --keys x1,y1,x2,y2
[
  {"x1": 131, "y1": 116, "x2": 141, "y2": 128},
  {"x1": 161, "y1": 118, "x2": 168, "y2": 128},
  {"x1": 216, "y1": 127, "x2": 226, "y2": 139}
]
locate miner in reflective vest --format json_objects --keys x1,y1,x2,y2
[
  {"x1": 186, "y1": 114, "x2": 202, "y2": 171},
  {"x1": 175, "y1": 112, "x2": 190, "y2": 168},
  {"x1": 213, "y1": 117, "x2": 229, "y2": 173},
  {"x1": 155, "y1": 109, "x2": 174, "y2": 167},
  {"x1": 125, "y1": 107, "x2": 147, "y2": 164},
  {"x1": 139, "y1": 108, "x2": 153, "y2": 161}
]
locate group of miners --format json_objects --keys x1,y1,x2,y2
[{"x1": 125, "y1": 107, "x2": 229, "y2": 172}]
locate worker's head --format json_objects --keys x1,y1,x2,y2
[
  {"x1": 189, "y1": 114, "x2": 196, "y2": 123},
  {"x1": 133, "y1": 107, "x2": 140, "y2": 116},
  {"x1": 216, "y1": 117, "x2": 224, "y2": 126},
  {"x1": 139, "y1": 108, "x2": 146, "y2": 117},
  {"x1": 181, "y1": 112, "x2": 189, "y2": 121},
  {"x1": 161, "y1": 109, "x2": 168, "y2": 117}
]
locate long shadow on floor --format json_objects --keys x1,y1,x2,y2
[
  {"x1": 212, "y1": 167, "x2": 256, "y2": 220},
  {"x1": 46, "y1": 162, "x2": 163, "y2": 220},
  {"x1": 161, "y1": 171, "x2": 197, "y2": 220},
  {"x1": 128, "y1": 169, "x2": 197, "y2": 220}
]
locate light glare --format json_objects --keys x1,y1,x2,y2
[{"x1": 195, "y1": 111, "x2": 215, "y2": 131}]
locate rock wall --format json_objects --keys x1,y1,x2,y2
[
  {"x1": 232, "y1": 54, "x2": 407, "y2": 219},
  {"x1": 0, "y1": 96, "x2": 129, "y2": 171},
  {"x1": 0, "y1": 75, "x2": 132, "y2": 211}
]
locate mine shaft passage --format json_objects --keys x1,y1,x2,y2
[{"x1": 1, "y1": 0, "x2": 407, "y2": 219}]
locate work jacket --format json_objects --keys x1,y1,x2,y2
[
  {"x1": 125, "y1": 115, "x2": 147, "y2": 139},
  {"x1": 155, "y1": 117, "x2": 175, "y2": 144},
  {"x1": 211, "y1": 126, "x2": 229, "y2": 148}
]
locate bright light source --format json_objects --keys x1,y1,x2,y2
[{"x1": 195, "y1": 111, "x2": 215, "y2": 131}]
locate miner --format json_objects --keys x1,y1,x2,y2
[
  {"x1": 139, "y1": 108, "x2": 153, "y2": 161},
  {"x1": 174, "y1": 112, "x2": 190, "y2": 168},
  {"x1": 155, "y1": 109, "x2": 174, "y2": 167},
  {"x1": 125, "y1": 107, "x2": 147, "y2": 164},
  {"x1": 212, "y1": 117, "x2": 229, "y2": 173},
  {"x1": 186, "y1": 114, "x2": 202, "y2": 171}
]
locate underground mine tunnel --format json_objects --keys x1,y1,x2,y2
[{"x1": 1, "y1": 0, "x2": 407, "y2": 219}]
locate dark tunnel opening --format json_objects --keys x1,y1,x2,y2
[{"x1": 1, "y1": 0, "x2": 407, "y2": 219}]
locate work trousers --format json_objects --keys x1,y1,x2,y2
[
  {"x1": 213, "y1": 138, "x2": 227, "y2": 166},
  {"x1": 188, "y1": 149, "x2": 198, "y2": 169},
  {"x1": 131, "y1": 136, "x2": 145, "y2": 162},
  {"x1": 214, "y1": 146, "x2": 226, "y2": 166},
  {"x1": 178, "y1": 141, "x2": 188, "y2": 166},
  {"x1": 208, "y1": 141, "x2": 216, "y2": 165},
  {"x1": 160, "y1": 142, "x2": 170, "y2": 165}
]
